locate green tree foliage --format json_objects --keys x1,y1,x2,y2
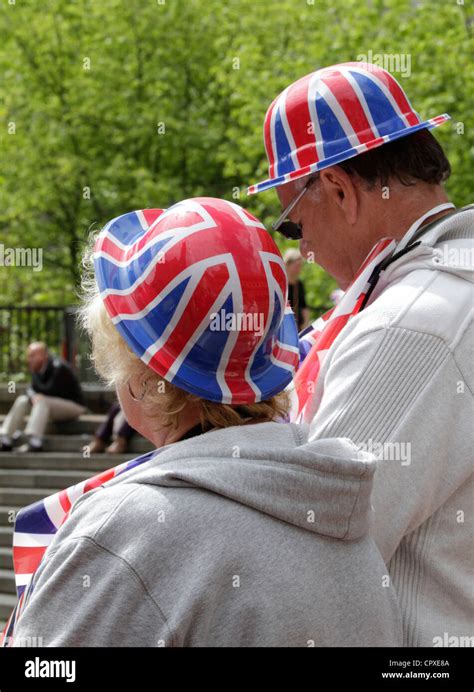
[{"x1": 0, "y1": 0, "x2": 472, "y2": 314}]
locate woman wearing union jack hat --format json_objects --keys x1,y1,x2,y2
[
  {"x1": 4, "y1": 197, "x2": 402, "y2": 648},
  {"x1": 248, "y1": 61, "x2": 473, "y2": 646}
]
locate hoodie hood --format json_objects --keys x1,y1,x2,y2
[
  {"x1": 376, "y1": 204, "x2": 474, "y2": 293},
  {"x1": 92, "y1": 422, "x2": 377, "y2": 541}
]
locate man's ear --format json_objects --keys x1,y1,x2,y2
[{"x1": 319, "y1": 166, "x2": 358, "y2": 224}]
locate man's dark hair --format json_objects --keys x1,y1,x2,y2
[{"x1": 338, "y1": 129, "x2": 451, "y2": 189}]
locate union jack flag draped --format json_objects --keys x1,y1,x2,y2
[
  {"x1": 290, "y1": 237, "x2": 396, "y2": 423},
  {"x1": 0, "y1": 449, "x2": 160, "y2": 646}
]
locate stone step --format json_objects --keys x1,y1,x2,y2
[
  {"x1": 0, "y1": 487, "x2": 57, "y2": 506},
  {"x1": 0, "y1": 432, "x2": 151, "y2": 454},
  {"x1": 0, "y1": 469, "x2": 92, "y2": 490},
  {"x1": 0, "y1": 593, "x2": 18, "y2": 622},
  {"x1": 0, "y1": 452, "x2": 133, "y2": 472},
  {"x1": 0, "y1": 527, "x2": 13, "y2": 547},
  {"x1": 51, "y1": 416, "x2": 106, "y2": 435},
  {"x1": 0, "y1": 568, "x2": 15, "y2": 595},
  {"x1": 40, "y1": 434, "x2": 153, "y2": 454},
  {"x1": 0, "y1": 384, "x2": 116, "y2": 414},
  {"x1": 0, "y1": 547, "x2": 13, "y2": 570},
  {"x1": 0, "y1": 414, "x2": 106, "y2": 435}
]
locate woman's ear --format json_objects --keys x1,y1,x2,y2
[{"x1": 319, "y1": 166, "x2": 359, "y2": 224}]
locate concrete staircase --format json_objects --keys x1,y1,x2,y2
[{"x1": 0, "y1": 385, "x2": 153, "y2": 631}]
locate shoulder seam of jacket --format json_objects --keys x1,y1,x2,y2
[
  {"x1": 317, "y1": 327, "x2": 451, "y2": 441},
  {"x1": 64, "y1": 533, "x2": 176, "y2": 646},
  {"x1": 331, "y1": 319, "x2": 469, "y2": 367},
  {"x1": 70, "y1": 483, "x2": 141, "y2": 538}
]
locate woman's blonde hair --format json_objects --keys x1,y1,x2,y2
[{"x1": 78, "y1": 233, "x2": 290, "y2": 432}]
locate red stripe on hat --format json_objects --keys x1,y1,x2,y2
[
  {"x1": 149, "y1": 263, "x2": 231, "y2": 375},
  {"x1": 141, "y1": 209, "x2": 164, "y2": 228},
  {"x1": 224, "y1": 236, "x2": 284, "y2": 403},
  {"x1": 225, "y1": 378, "x2": 259, "y2": 403},
  {"x1": 364, "y1": 136, "x2": 385, "y2": 149},
  {"x1": 264, "y1": 96, "x2": 279, "y2": 178},
  {"x1": 284, "y1": 74, "x2": 319, "y2": 167},
  {"x1": 323, "y1": 71, "x2": 378, "y2": 144},
  {"x1": 288, "y1": 165, "x2": 312, "y2": 180},
  {"x1": 103, "y1": 209, "x2": 262, "y2": 320},
  {"x1": 272, "y1": 343, "x2": 299, "y2": 369},
  {"x1": 224, "y1": 251, "x2": 278, "y2": 402}
]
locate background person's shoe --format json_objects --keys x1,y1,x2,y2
[
  {"x1": 28, "y1": 436, "x2": 43, "y2": 453},
  {"x1": 0, "y1": 435, "x2": 13, "y2": 452},
  {"x1": 84, "y1": 437, "x2": 107, "y2": 454},
  {"x1": 106, "y1": 436, "x2": 129, "y2": 454},
  {"x1": 12, "y1": 430, "x2": 24, "y2": 446}
]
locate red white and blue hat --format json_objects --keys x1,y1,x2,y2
[
  {"x1": 93, "y1": 198, "x2": 299, "y2": 404},
  {"x1": 247, "y1": 62, "x2": 450, "y2": 195}
]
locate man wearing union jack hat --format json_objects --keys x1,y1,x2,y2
[
  {"x1": 4, "y1": 198, "x2": 402, "y2": 647},
  {"x1": 248, "y1": 62, "x2": 473, "y2": 646}
]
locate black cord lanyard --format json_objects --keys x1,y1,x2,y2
[
  {"x1": 360, "y1": 240, "x2": 422, "y2": 311},
  {"x1": 360, "y1": 205, "x2": 472, "y2": 311}
]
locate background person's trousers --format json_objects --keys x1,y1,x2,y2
[
  {"x1": 95, "y1": 402, "x2": 136, "y2": 442},
  {"x1": 0, "y1": 394, "x2": 86, "y2": 438}
]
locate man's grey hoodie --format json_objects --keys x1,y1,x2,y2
[
  {"x1": 13, "y1": 422, "x2": 402, "y2": 647},
  {"x1": 307, "y1": 205, "x2": 473, "y2": 646}
]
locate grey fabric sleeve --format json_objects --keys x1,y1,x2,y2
[
  {"x1": 309, "y1": 325, "x2": 473, "y2": 562},
  {"x1": 12, "y1": 535, "x2": 174, "y2": 647}
]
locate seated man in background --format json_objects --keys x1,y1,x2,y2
[{"x1": 0, "y1": 341, "x2": 86, "y2": 453}]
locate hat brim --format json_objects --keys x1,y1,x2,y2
[{"x1": 247, "y1": 114, "x2": 450, "y2": 195}]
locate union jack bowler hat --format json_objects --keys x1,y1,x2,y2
[
  {"x1": 247, "y1": 61, "x2": 450, "y2": 195},
  {"x1": 93, "y1": 198, "x2": 300, "y2": 404}
]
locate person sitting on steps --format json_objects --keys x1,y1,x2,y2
[{"x1": 0, "y1": 342, "x2": 86, "y2": 453}]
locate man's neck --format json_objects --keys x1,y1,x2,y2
[
  {"x1": 346, "y1": 191, "x2": 453, "y2": 283},
  {"x1": 382, "y1": 189, "x2": 452, "y2": 243},
  {"x1": 414, "y1": 206, "x2": 454, "y2": 232}
]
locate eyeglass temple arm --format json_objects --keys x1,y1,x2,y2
[{"x1": 271, "y1": 176, "x2": 315, "y2": 231}]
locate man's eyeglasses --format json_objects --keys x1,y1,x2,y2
[{"x1": 271, "y1": 175, "x2": 317, "y2": 240}]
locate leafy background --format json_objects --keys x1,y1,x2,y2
[{"x1": 0, "y1": 0, "x2": 472, "y2": 315}]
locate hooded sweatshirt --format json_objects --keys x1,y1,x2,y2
[
  {"x1": 307, "y1": 205, "x2": 474, "y2": 647},
  {"x1": 12, "y1": 422, "x2": 402, "y2": 647}
]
